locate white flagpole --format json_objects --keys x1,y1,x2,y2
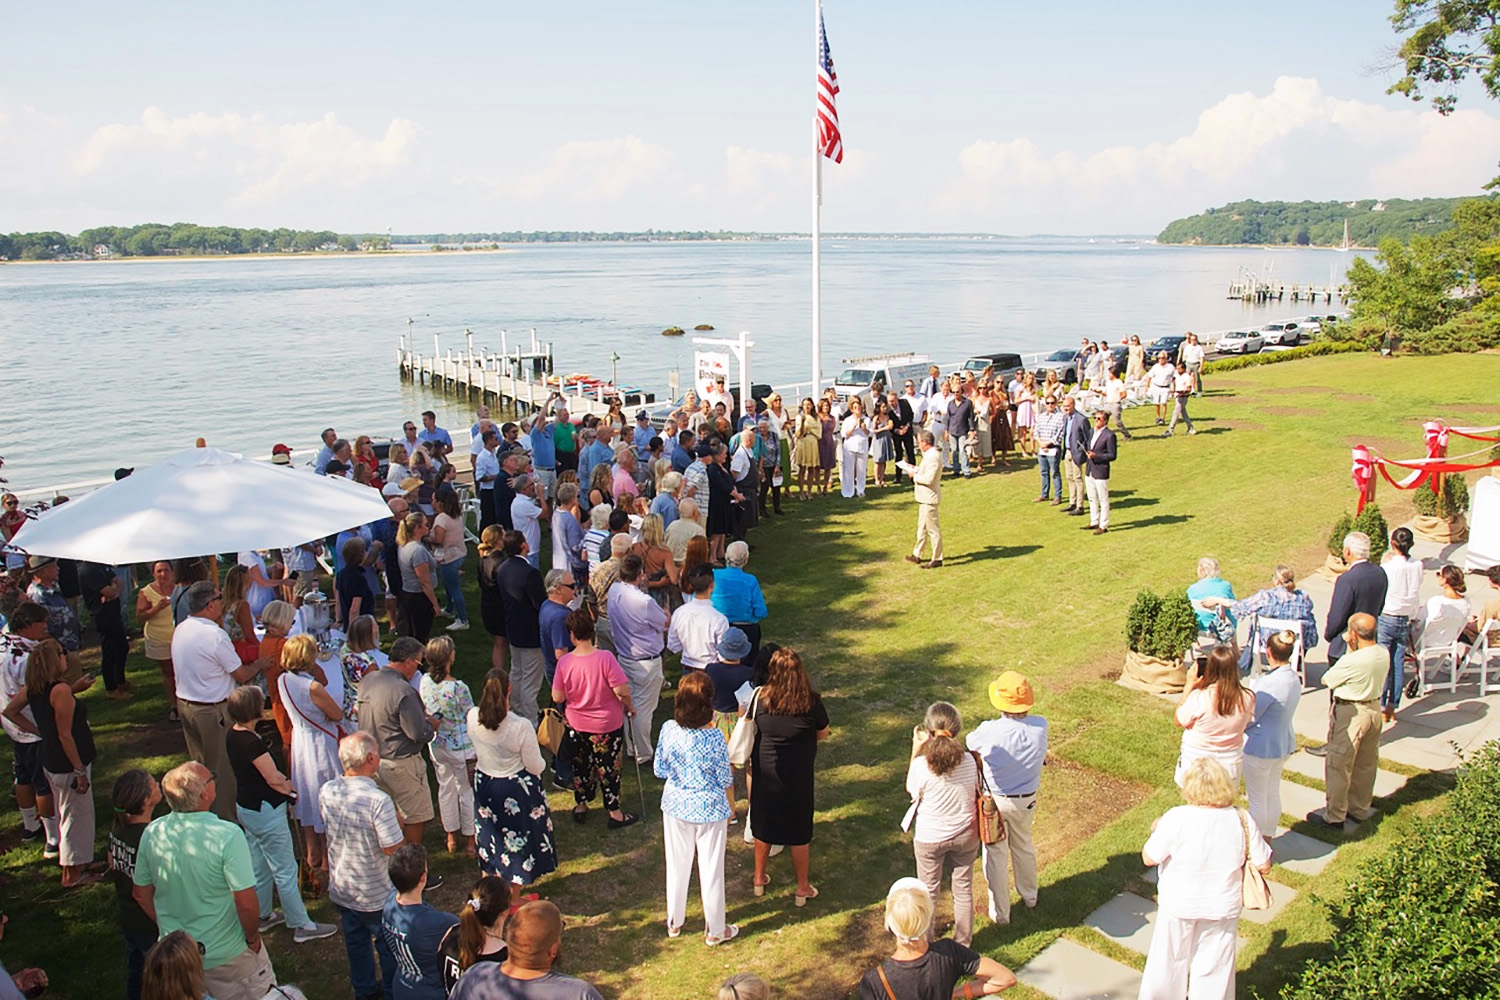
[{"x1": 811, "y1": 0, "x2": 823, "y2": 397}]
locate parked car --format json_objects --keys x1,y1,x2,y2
[
  {"x1": 1260, "y1": 321, "x2": 1304, "y2": 346},
  {"x1": 1144, "y1": 335, "x2": 1187, "y2": 360},
  {"x1": 1216, "y1": 330, "x2": 1264, "y2": 354},
  {"x1": 961, "y1": 352, "x2": 1027, "y2": 385},
  {"x1": 1038, "y1": 349, "x2": 1079, "y2": 384},
  {"x1": 1294, "y1": 316, "x2": 1324, "y2": 335}
]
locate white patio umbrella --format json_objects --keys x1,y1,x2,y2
[{"x1": 7, "y1": 447, "x2": 394, "y2": 563}]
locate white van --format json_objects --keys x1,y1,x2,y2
[{"x1": 832, "y1": 353, "x2": 932, "y2": 407}]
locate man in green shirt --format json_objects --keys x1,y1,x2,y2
[
  {"x1": 1310, "y1": 613, "x2": 1387, "y2": 829},
  {"x1": 133, "y1": 762, "x2": 276, "y2": 1000},
  {"x1": 554, "y1": 407, "x2": 579, "y2": 477}
]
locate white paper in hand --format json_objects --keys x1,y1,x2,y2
[{"x1": 734, "y1": 681, "x2": 754, "y2": 709}]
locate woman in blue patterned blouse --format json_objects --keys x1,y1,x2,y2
[{"x1": 653, "y1": 670, "x2": 737, "y2": 946}]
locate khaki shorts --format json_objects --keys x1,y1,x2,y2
[
  {"x1": 377, "y1": 754, "x2": 435, "y2": 824},
  {"x1": 144, "y1": 637, "x2": 173, "y2": 661}
]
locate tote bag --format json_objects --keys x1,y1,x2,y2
[
  {"x1": 1239, "y1": 808, "x2": 1272, "y2": 909},
  {"x1": 727, "y1": 689, "x2": 760, "y2": 767}
]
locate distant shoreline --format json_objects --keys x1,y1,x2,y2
[{"x1": 0, "y1": 247, "x2": 521, "y2": 266}]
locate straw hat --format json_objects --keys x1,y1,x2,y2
[{"x1": 988, "y1": 671, "x2": 1034, "y2": 713}]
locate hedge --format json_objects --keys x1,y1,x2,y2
[
  {"x1": 1204, "y1": 340, "x2": 1372, "y2": 373},
  {"x1": 1273, "y1": 740, "x2": 1500, "y2": 999}
]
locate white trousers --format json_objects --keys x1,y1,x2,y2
[
  {"x1": 429, "y1": 743, "x2": 476, "y2": 836},
  {"x1": 1085, "y1": 475, "x2": 1111, "y2": 529},
  {"x1": 618, "y1": 655, "x2": 665, "y2": 759},
  {"x1": 663, "y1": 814, "x2": 728, "y2": 937},
  {"x1": 840, "y1": 451, "x2": 868, "y2": 497},
  {"x1": 1242, "y1": 754, "x2": 1285, "y2": 839},
  {"x1": 981, "y1": 792, "x2": 1037, "y2": 924},
  {"x1": 1139, "y1": 913, "x2": 1238, "y2": 1000},
  {"x1": 509, "y1": 646, "x2": 546, "y2": 727},
  {"x1": 44, "y1": 765, "x2": 95, "y2": 868},
  {"x1": 1174, "y1": 745, "x2": 1242, "y2": 788}
]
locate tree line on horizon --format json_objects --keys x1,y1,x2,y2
[
  {"x1": 1157, "y1": 197, "x2": 1482, "y2": 247},
  {"x1": 0, "y1": 224, "x2": 393, "y2": 261}
]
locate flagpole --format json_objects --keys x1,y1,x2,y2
[{"x1": 811, "y1": 0, "x2": 823, "y2": 397}]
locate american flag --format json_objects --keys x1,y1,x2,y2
[{"x1": 817, "y1": 7, "x2": 843, "y2": 163}]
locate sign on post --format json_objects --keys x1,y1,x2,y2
[{"x1": 694, "y1": 351, "x2": 731, "y2": 396}]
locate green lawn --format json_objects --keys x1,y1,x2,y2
[{"x1": 3, "y1": 352, "x2": 1498, "y2": 999}]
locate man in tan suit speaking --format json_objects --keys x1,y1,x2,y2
[{"x1": 899, "y1": 431, "x2": 944, "y2": 569}]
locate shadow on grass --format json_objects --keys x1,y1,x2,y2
[
  {"x1": 1111, "y1": 497, "x2": 1159, "y2": 510},
  {"x1": 972, "y1": 848, "x2": 1143, "y2": 952},
  {"x1": 1115, "y1": 513, "x2": 1193, "y2": 531},
  {"x1": 944, "y1": 544, "x2": 1044, "y2": 565}
]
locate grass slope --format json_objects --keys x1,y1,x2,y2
[{"x1": 2, "y1": 352, "x2": 1497, "y2": 999}]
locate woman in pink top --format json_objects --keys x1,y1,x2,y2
[
  {"x1": 551, "y1": 609, "x2": 639, "y2": 829},
  {"x1": 1173, "y1": 645, "x2": 1254, "y2": 787}
]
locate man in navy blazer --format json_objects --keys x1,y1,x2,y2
[
  {"x1": 1324, "y1": 531, "x2": 1388, "y2": 665},
  {"x1": 1061, "y1": 397, "x2": 1091, "y2": 517},
  {"x1": 1082, "y1": 410, "x2": 1117, "y2": 535}
]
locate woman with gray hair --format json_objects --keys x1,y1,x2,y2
[
  {"x1": 857, "y1": 878, "x2": 1016, "y2": 999},
  {"x1": 1186, "y1": 556, "x2": 1236, "y2": 642},
  {"x1": 1140, "y1": 757, "x2": 1271, "y2": 999},
  {"x1": 905, "y1": 702, "x2": 980, "y2": 946}
]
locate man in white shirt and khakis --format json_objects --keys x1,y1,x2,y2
[
  {"x1": 901, "y1": 431, "x2": 944, "y2": 569},
  {"x1": 171, "y1": 581, "x2": 264, "y2": 820}
]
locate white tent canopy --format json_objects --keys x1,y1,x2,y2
[
  {"x1": 1467, "y1": 475, "x2": 1500, "y2": 573},
  {"x1": 7, "y1": 447, "x2": 393, "y2": 564}
]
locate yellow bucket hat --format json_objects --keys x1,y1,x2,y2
[{"x1": 988, "y1": 671, "x2": 1035, "y2": 713}]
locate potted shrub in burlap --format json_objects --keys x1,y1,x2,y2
[
  {"x1": 1322, "y1": 505, "x2": 1389, "y2": 577},
  {"x1": 1412, "y1": 475, "x2": 1470, "y2": 544},
  {"x1": 1119, "y1": 589, "x2": 1200, "y2": 695}
]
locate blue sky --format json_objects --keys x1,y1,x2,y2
[{"x1": 3, "y1": 0, "x2": 1496, "y2": 234}]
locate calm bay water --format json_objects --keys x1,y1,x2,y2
[{"x1": 0, "y1": 238, "x2": 1360, "y2": 489}]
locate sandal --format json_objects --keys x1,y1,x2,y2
[
  {"x1": 62, "y1": 872, "x2": 103, "y2": 889},
  {"x1": 795, "y1": 885, "x2": 819, "y2": 907},
  {"x1": 607, "y1": 813, "x2": 639, "y2": 830},
  {"x1": 752, "y1": 875, "x2": 770, "y2": 897},
  {"x1": 666, "y1": 923, "x2": 682, "y2": 939},
  {"x1": 572, "y1": 806, "x2": 588, "y2": 824},
  {"x1": 705, "y1": 925, "x2": 740, "y2": 946}
]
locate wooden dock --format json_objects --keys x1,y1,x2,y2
[
  {"x1": 1226, "y1": 279, "x2": 1346, "y2": 305},
  {"x1": 397, "y1": 330, "x2": 657, "y2": 420}
]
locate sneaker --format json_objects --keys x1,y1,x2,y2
[
  {"x1": 259, "y1": 911, "x2": 286, "y2": 933},
  {"x1": 446, "y1": 620, "x2": 471, "y2": 632},
  {"x1": 293, "y1": 922, "x2": 339, "y2": 944},
  {"x1": 43, "y1": 842, "x2": 59, "y2": 859},
  {"x1": 426, "y1": 872, "x2": 446, "y2": 890},
  {"x1": 20, "y1": 826, "x2": 44, "y2": 842}
]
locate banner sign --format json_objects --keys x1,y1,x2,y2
[{"x1": 694, "y1": 351, "x2": 730, "y2": 397}]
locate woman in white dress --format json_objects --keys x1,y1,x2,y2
[
  {"x1": 839, "y1": 397, "x2": 872, "y2": 499},
  {"x1": 278, "y1": 634, "x2": 345, "y2": 883},
  {"x1": 973, "y1": 389, "x2": 993, "y2": 470}
]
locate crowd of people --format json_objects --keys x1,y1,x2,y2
[{"x1": 2, "y1": 364, "x2": 1496, "y2": 1000}]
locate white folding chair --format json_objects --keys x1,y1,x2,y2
[
  {"x1": 1414, "y1": 607, "x2": 1467, "y2": 695},
  {"x1": 1249, "y1": 614, "x2": 1307, "y2": 684},
  {"x1": 1459, "y1": 619, "x2": 1500, "y2": 695}
]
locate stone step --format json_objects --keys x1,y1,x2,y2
[
  {"x1": 1085, "y1": 892, "x2": 1246, "y2": 957},
  {"x1": 1282, "y1": 751, "x2": 1409, "y2": 798},
  {"x1": 1016, "y1": 938, "x2": 1143, "y2": 1000},
  {"x1": 1269, "y1": 828, "x2": 1339, "y2": 877},
  {"x1": 1239, "y1": 879, "x2": 1298, "y2": 925},
  {"x1": 1275, "y1": 777, "x2": 1327, "y2": 821}
]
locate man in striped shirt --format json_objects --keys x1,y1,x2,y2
[{"x1": 321, "y1": 732, "x2": 404, "y2": 1000}]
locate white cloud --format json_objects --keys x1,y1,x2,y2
[
  {"x1": 489, "y1": 135, "x2": 677, "y2": 204},
  {"x1": 942, "y1": 76, "x2": 1500, "y2": 230},
  {"x1": 71, "y1": 107, "x2": 421, "y2": 208}
]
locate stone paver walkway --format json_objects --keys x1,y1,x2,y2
[{"x1": 1039, "y1": 533, "x2": 1489, "y2": 998}]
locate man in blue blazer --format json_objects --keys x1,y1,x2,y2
[
  {"x1": 1082, "y1": 410, "x2": 1117, "y2": 535},
  {"x1": 1061, "y1": 397, "x2": 1091, "y2": 517},
  {"x1": 1324, "y1": 531, "x2": 1389, "y2": 665}
]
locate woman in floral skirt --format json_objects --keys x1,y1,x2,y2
[{"x1": 467, "y1": 668, "x2": 556, "y2": 902}]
